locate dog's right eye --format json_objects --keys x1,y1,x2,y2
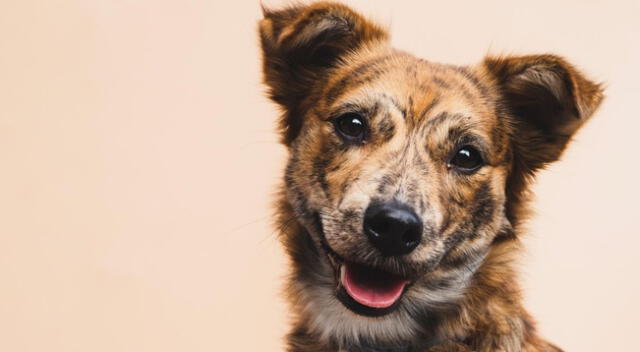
[
  {"x1": 448, "y1": 145, "x2": 484, "y2": 173},
  {"x1": 333, "y1": 113, "x2": 367, "y2": 143}
]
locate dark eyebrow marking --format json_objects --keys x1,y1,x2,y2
[
  {"x1": 325, "y1": 101, "x2": 379, "y2": 121},
  {"x1": 446, "y1": 124, "x2": 485, "y2": 145},
  {"x1": 423, "y1": 111, "x2": 453, "y2": 132}
]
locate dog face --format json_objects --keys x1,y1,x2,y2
[{"x1": 260, "y1": 2, "x2": 602, "y2": 346}]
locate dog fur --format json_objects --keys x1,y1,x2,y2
[{"x1": 258, "y1": 2, "x2": 604, "y2": 351}]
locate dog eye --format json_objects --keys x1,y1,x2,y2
[
  {"x1": 448, "y1": 146, "x2": 484, "y2": 172},
  {"x1": 334, "y1": 113, "x2": 366, "y2": 143}
]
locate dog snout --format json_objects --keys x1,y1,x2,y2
[{"x1": 363, "y1": 202, "x2": 422, "y2": 257}]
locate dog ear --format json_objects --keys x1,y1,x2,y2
[
  {"x1": 484, "y1": 54, "x2": 604, "y2": 173},
  {"x1": 259, "y1": 2, "x2": 389, "y2": 144}
]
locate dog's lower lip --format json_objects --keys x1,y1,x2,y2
[{"x1": 339, "y1": 262, "x2": 409, "y2": 309}]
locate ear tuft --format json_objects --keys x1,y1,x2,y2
[
  {"x1": 258, "y1": 2, "x2": 388, "y2": 145},
  {"x1": 484, "y1": 54, "x2": 604, "y2": 169},
  {"x1": 260, "y1": 2, "x2": 388, "y2": 63}
]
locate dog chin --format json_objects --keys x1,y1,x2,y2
[{"x1": 297, "y1": 264, "x2": 420, "y2": 347}]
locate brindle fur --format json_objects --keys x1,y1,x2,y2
[{"x1": 259, "y1": 2, "x2": 603, "y2": 351}]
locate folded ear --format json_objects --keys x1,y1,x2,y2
[
  {"x1": 259, "y1": 2, "x2": 388, "y2": 144},
  {"x1": 484, "y1": 54, "x2": 604, "y2": 172}
]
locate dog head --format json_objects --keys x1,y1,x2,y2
[{"x1": 259, "y1": 2, "x2": 603, "y2": 347}]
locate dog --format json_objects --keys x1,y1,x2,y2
[{"x1": 258, "y1": 2, "x2": 603, "y2": 351}]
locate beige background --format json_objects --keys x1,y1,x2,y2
[{"x1": 0, "y1": 0, "x2": 638, "y2": 351}]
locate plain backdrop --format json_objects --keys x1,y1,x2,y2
[{"x1": 0, "y1": 0, "x2": 638, "y2": 351}]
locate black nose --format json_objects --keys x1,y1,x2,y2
[{"x1": 363, "y1": 202, "x2": 422, "y2": 257}]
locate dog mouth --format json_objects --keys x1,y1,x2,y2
[
  {"x1": 323, "y1": 244, "x2": 410, "y2": 316},
  {"x1": 340, "y1": 262, "x2": 409, "y2": 310}
]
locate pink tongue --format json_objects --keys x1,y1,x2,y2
[{"x1": 342, "y1": 263, "x2": 408, "y2": 309}]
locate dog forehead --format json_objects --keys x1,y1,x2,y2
[{"x1": 323, "y1": 54, "x2": 498, "y2": 129}]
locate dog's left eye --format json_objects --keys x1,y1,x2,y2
[
  {"x1": 334, "y1": 113, "x2": 366, "y2": 143},
  {"x1": 448, "y1": 146, "x2": 484, "y2": 173}
]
